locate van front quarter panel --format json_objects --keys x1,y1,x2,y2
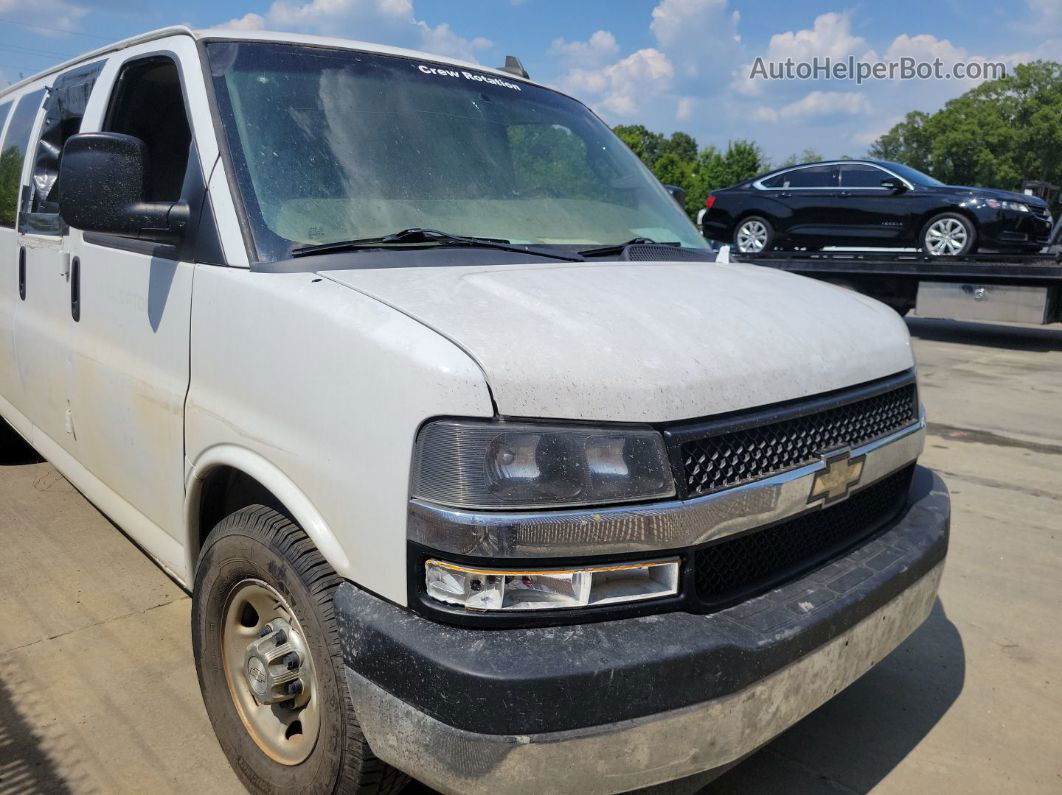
[{"x1": 184, "y1": 265, "x2": 494, "y2": 602}]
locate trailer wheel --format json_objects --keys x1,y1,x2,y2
[
  {"x1": 921, "y1": 213, "x2": 976, "y2": 257},
  {"x1": 734, "y1": 216, "x2": 774, "y2": 254},
  {"x1": 192, "y1": 505, "x2": 407, "y2": 795}
]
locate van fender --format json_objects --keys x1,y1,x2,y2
[{"x1": 185, "y1": 444, "x2": 351, "y2": 579}]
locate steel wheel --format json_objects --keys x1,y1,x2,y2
[
  {"x1": 735, "y1": 218, "x2": 770, "y2": 253},
  {"x1": 924, "y1": 216, "x2": 970, "y2": 256},
  {"x1": 220, "y1": 579, "x2": 321, "y2": 766}
]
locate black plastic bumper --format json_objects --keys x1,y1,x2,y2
[{"x1": 334, "y1": 466, "x2": 949, "y2": 736}]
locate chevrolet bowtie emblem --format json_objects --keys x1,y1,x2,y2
[{"x1": 808, "y1": 448, "x2": 865, "y2": 504}]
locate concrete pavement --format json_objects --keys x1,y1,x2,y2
[{"x1": 1, "y1": 316, "x2": 1060, "y2": 794}]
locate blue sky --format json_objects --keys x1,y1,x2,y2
[{"x1": 1, "y1": 0, "x2": 1059, "y2": 163}]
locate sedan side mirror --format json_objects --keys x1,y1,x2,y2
[
  {"x1": 880, "y1": 177, "x2": 907, "y2": 192},
  {"x1": 58, "y1": 132, "x2": 189, "y2": 243},
  {"x1": 664, "y1": 184, "x2": 687, "y2": 207}
]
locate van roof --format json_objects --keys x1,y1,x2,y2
[{"x1": 0, "y1": 25, "x2": 540, "y2": 100}]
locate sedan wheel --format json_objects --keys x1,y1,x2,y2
[
  {"x1": 734, "y1": 217, "x2": 773, "y2": 254},
  {"x1": 922, "y1": 214, "x2": 975, "y2": 257}
]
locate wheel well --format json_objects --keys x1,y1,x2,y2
[{"x1": 193, "y1": 466, "x2": 289, "y2": 566}]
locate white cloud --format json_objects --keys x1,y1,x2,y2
[
  {"x1": 754, "y1": 90, "x2": 872, "y2": 123},
  {"x1": 733, "y1": 11, "x2": 872, "y2": 97},
  {"x1": 561, "y1": 48, "x2": 675, "y2": 118},
  {"x1": 1025, "y1": 0, "x2": 1062, "y2": 33},
  {"x1": 850, "y1": 125, "x2": 895, "y2": 147},
  {"x1": 649, "y1": 0, "x2": 741, "y2": 79},
  {"x1": 676, "y1": 96, "x2": 695, "y2": 121},
  {"x1": 219, "y1": 0, "x2": 492, "y2": 62},
  {"x1": 227, "y1": 12, "x2": 267, "y2": 30},
  {"x1": 0, "y1": 0, "x2": 89, "y2": 36},
  {"x1": 550, "y1": 0, "x2": 739, "y2": 125},
  {"x1": 764, "y1": 11, "x2": 868, "y2": 63},
  {"x1": 549, "y1": 30, "x2": 620, "y2": 68}
]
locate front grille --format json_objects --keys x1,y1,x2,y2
[
  {"x1": 693, "y1": 464, "x2": 914, "y2": 605},
  {"x1": 678, "y1": 380, "x2": 917, "y2": 497}
]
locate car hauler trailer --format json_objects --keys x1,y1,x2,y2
[{"x1": 734, "y1": 252, "x2": 1062, "y2": 324}]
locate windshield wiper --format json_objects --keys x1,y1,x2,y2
[
  {"x1": 578, "y1": 237, "x2": 681, "y2": 258},
  {"x1": 291, "y1": 228, "x2": 584, "y2": 262}
]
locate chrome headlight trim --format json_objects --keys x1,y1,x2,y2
[{"x1": 408, "y1": 413, "x2": 926, "y2": 559}]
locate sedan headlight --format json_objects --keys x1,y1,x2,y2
[
  {"x1": 986, "y1": 198, "x2": 1030, "y2": 212},
  {"x1": 425, "y1": 558, "x2": 681, "y2": 611},
  {"x1": 412, "y1": 419, "x2": 675, "y2": 509}
]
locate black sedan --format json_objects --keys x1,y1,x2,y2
[{"x1": 702, "y1": 160, "x2": 1053, "y2": 256}]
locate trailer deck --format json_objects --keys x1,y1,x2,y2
[
  {"x1": 735, "y1": 251, "x2": 1062, "y2": 285},
  {"x1": 732, "y1": 251, "x2": 1062, "y2": 323}
]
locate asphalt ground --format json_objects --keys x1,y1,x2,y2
[{"x1": 1, "y1": 316, "x2": 1059, "y2": 794}]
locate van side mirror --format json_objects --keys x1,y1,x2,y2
[
  {"x1": 58, "y1": 132, "x2": 189, "y2": 243},
  {"x1": 880, "y1": 177, "x2": 906, "y2": 192},
  {"x1": 664, "y1": 184, "x2": 687, "y2": 207}
]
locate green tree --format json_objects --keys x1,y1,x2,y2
[
  {"x1": 777, "y1": 148, "x2": 823, "y2": 168},
  {"x1": 718, "y1": 140, "x2": 766, "y2": 187},
  {"x1": 869, "y1": 61, "x2": 1062, "y2": 190},
  {"x1": 612, "y1": 124, "x2": 666, "y2": 167},
  {"x1": 661, "y1": 131, "x2": 698, "y2": 163},
  {"x1": 0, "y1": 146, "x2": 22, "y2": 226}
]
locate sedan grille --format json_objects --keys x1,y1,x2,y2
[
  {"x1": 693, "y1": 464, "x2": 914, "y2": 606},
  {"x1": 675, "y1": 378, "x2": 917, "y2": 498}
]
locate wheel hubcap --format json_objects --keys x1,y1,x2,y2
[
  {"x1": 925, "y1": 218, "x2": 968, "y2": 255},
  {"x1": 737, "y1": 220, "x2": 768, "y2": 253},
  {"x1": 221, "y1": 580, "x2": 321, "y2": 765}
]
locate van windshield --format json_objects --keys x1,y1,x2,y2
[{"x1": 206, "y1": 41, "x2": 707, "y2": 262}]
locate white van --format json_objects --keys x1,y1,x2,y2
[{"x1": 0, "y1": 27, "x2": 948, "y2": 794}]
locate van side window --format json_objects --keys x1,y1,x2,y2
[
  {"x1": 0, "y1": 89, "x2": 46, "y2": 229},
  {"x1": 0, "y1": 102, "x2": 12, "y2": 219},
  {"x1": 0, "y1": 102, "x2": 12, "y2": 142},
  {"x1": 104, "y1": 57, "x2": 192, "y2": 202},
  {"x1": 22, "y1": 61, "x2": 104, "y2": 235}
]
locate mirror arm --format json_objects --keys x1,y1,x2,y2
[{"x1": 131, "y1": 200, "x2": 190, "y2": 243}]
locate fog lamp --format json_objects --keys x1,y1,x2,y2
[{"x1": 425, "y1": 558, "x2": 680, "y2": 611}]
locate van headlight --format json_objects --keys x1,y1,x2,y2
[
  {"x1": 411, "y1": 419, "x2": 675, "y2": 509},
  {"x1": 425, "y1": 558, "x2": 681, "y2": 611}
]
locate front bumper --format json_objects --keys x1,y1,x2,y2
[
  {"x1": 978, "y1": 209, "x2": 1052, "y2": 249},
  {"x1": 335, "y1": 467, "x2": 949, "y2": 794}
]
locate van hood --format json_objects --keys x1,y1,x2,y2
[{"x1": 322, "y1": 260, "x2": 914, "y2": 423}]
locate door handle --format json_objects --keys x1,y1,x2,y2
[
  {"x1": 70, "y1": 256, "x2": 80, "y2": 322},
  {"x1": 18, "y1": 247, "x2": 26, "y2": 301},
  {"x1": 839, "y1": 191, "x2": 852, "y2": 198},
  {"x1": 778, "y1": 191, "x2": 792, "y2": 198}
]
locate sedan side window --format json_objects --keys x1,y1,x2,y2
[
  {"x1": 840, "y1": 164, "x2": 889, "y2": 189},
  {"x1": 784, "y1": 165, "x2": 838, "y2": 188},
  {"x1": 760, "y1": 171, "x2": 788, "y2": 188}
]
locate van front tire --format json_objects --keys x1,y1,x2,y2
[{"x1": 192, "y1": 505, "x2": 407, "y2": 795}]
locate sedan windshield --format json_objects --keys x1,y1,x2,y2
[
  {"x1": 206, "y1": 42, "x2": 707, "y2": 262},
  {"x1": 881, "y1": 161, "x2": 945, "y2": 187}
]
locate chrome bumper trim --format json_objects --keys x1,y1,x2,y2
[
  {"x1": 350, "y1": 561, "x2": 944, "y2": 795},
  {"x1": 408, "y1": 416, "x2": 925, "y2": 558}
]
